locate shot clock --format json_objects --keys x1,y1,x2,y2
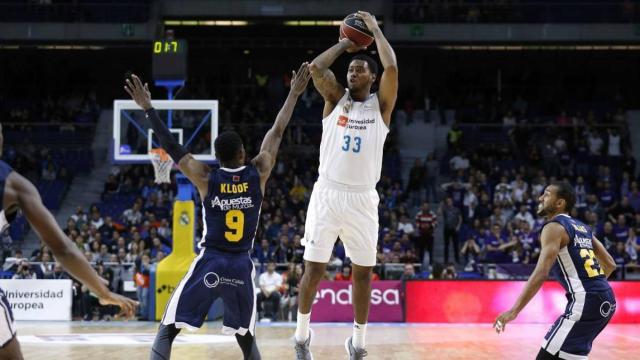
[{"x1": 152, "y1": 39, "x2": 187, "y2": 81}]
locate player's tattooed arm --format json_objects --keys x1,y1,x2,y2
[
  {"x1": 309, "y1": 39, "x2": 355, "y2": 113},
  {"x1": 494, "y1": 223, "x2": 563, "y2": 333},
  {"x1": 358, "y1": 11, "x2": 397, "y2": 125},
  {"x1": 592, "y1": 236, "x2": 616, "y2": 278},
  {"x1": 252, "y1": 63, "x2": 311, "y2": 191}
]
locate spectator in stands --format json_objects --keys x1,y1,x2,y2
[
  {"x1": 484, "y1": 223, "x2": 508, "y2": 263},
  {"x1": 134, "y1": 254, "x2": 151, "y2": 320},
  {"x1": 12, "y1": 260, "x2": 36, "y2": 279},
  {"x1": 613, "y1": 215, "x2": 630, "y2": 243},
  {"x1": 103, "y1": 174, "x2": 120, "y2": 197},
  {"x1": 625, "y1": 228, "x2": 638, "y2": 263},
  {"x1": 587, "y1": 129, "x2": 604, "y2": 156},
  {"x1": 254, "y1": 238, "x2": 273, "y2": 264},
  {"x1": 514, "y1": 204, "x2": 535, "y2": 229},
  {"x1": 608, "y1": 241, "x2": 629, "y2": 279},
  {"x1": 122, "y1": 201, "x2": 143, "y2": 226},
  {"x1": 442, "y1": 263, "x2": 457, "y2": 279},
  {"x1": 150, "y1": 237, "x2": 171, "y2": 259},
  {"x1": 281, "y1": 263, "x2": 302, "y2": 322},
  {"x1": 89, "y1": 210, "x2": 104, "y2": 229},
  {"x1": 397, "y1": 214, "x2": 415, "y2": 237},
  {"x1": 415, "y1": 202, "x2": 437, "y2": 265},
  {"x1": 335, "y1": 265, "x2": 352, "y2": 281},
  {"x1": 45, "y1": 263, "x2": 69, "y2": 280},
  {"x1": 257, "y1": 261, "x2": 282, "y2": 321},
  {"x1": 274, "y1": 235, "x2": 293, "y2": 263},
  {"x1": 460, "y1": 234, "x2": 481, "y2": 271},
  {"x1": 71, "y1": 206, "x2": 87, "y2": 227},
  {"x1": 449, "y1": 152, "x2": 470, "y2": 174},
  {"x1": 440, "y1": 197, "x2": 462, "y2": 264},
  {"x1": 400, "y1": 264, "x2": 420, "y2": 281}
]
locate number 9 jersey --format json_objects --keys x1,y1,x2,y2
[{"x1": 200, "y1": 165, "x2": 263, "y2": 253}]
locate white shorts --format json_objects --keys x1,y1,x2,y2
[
  {"x1": 0, "y1": 288, "x2": 16, "y2": 348},
  {"x1": 302, "y1": 178, "x2": 379, "y2": 267}
]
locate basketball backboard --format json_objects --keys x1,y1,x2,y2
[{"x1": 112, "y1": 100, "x2": 218, "y2": 164}]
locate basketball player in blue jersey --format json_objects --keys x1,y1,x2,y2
[
  {"x1": 0, "y1": 123, "x2": 137, "y2": 359},
  {"x1": 494, "y1": 182, "x2": 617, "y2": 360},
  {"x1": 124, "y1": 64, "x2": 311, "y2": 360}
]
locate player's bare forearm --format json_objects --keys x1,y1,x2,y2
[
  {"x1": 371, "y1": 28, "x2": 397, "y2": 70},
  {"x1": 311, "y1": 40, "x2": 351, "y2": 71},
  {"x1": 510, "y1": 269, "x2": 547, "y2": 313},
  {"x1": 53, "y1": 245, "x2": 111, "y2": 298},
  {"x1": 15, "y1": 178, "x2": 110, "y2": 298},
  {"x1": 260, "y1": 91, "x2": 299, "y2": 158}
]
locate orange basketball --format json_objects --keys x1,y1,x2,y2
[{"x1": 339, "y1": 13, "x2": 374, "y2": 48}]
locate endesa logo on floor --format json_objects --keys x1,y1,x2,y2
[
  {"x1": 311, "y1": 281, "x2": 403, "y2": 322},
  {"x1": 405, "y1": 281, "x2": 640, "y2": 324}
]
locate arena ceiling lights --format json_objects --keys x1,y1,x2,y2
[
  {"x1": 438, "y1": 45, "x2": 640, "y2": 51},
  {"x1": 164, "y1": 20, "x2": 249, "y2": 26}
]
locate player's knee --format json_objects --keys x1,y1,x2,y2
[
  {"x1": 303, "y1": 262, "x2": 326, "y2": 282},
  {"x1": 351, "y1": 266, "x2": 373, "y2": 283}
]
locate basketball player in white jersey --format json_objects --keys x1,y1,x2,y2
[{"x1": 294, "y1": 11, "x2": 397, "y2": 360}]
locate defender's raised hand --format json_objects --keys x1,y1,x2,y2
[
  {"x1": 124, "y1": 74, "x2": 153, "y2": 111},
  {"x1": 290, "y1": 62, "x2": 312, "y2": 97}
]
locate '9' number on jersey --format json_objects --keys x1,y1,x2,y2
[{"x1": 225, "y1": 210, "x2": 244, "y2": 242}]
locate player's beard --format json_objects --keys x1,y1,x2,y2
[{"x1": 536, "y1": 202, "x2": 553, "y2": 218}]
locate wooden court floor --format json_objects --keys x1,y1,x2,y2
[{"x1": 16, "y1": 321, "x2": 639, "y2": 359}]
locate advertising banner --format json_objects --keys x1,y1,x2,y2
[
  {"x1": 0, "y1": 279, "x2": 72, "y2": 320},
  {"x1": 406, "y1": 281, "x2": 640, "y2": 324},
  {"x1": 310, "y1": 281, "x2": 403, "y2": 322}
]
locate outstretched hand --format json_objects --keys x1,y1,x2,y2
[
  {"x1": 124, "y1": 74, "x2": 153, "y2": 111},
  {"x1": 289, "y1": 62, "x2": 312, "y2": 97},
  {"x1": 99, "y1": 291, "x2": 138, "y2": 320},
  {"x1": 493, "y1": 309, "x2": 518, "y2": 334}
]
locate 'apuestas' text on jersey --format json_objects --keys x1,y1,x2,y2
[{"x1": 200, "y1": 165, "x2": 262, "y2": 253}]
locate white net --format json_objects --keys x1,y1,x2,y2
[{"x1": 149, "y1": 149, "x2": 174, "y2": 184}]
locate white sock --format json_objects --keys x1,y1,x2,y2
[
  {"x1": 295, "y1": 311, "x2": 311, "y2": 343},
  {"x1": 352, "y1": 321, "x2": 367, "y2": 349}
]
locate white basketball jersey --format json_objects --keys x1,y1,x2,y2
[{"x1": 318, "y1": 90, "x2": 389, "y2": 187}]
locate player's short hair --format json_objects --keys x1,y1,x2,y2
[
  {"x1": 214, "y1": 131, "x2": 243, "y2": 164},
  {"x1": 551, "y1": 181, "x2": 576, "y2": 213},
  {"x1": 351, "y1": 54, "x2": 379, "y2": 76}
]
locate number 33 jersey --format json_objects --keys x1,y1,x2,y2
[
  {"x1": 318, "y1": 90, "x2": 389, "y2": 187},
  {"x1": 546, "y1": 214, "x2": 611, "y2": 294},
  {"x1": 200, "y1": 165, "x2": 263, "y2": 253}
]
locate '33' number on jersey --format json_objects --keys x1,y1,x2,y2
[
  {"x1": 225, "y1": 210, "x2": 244, "y2": 242},
  {"x1": 342, "y1": 135, "x2": 362, "y2": 153}
]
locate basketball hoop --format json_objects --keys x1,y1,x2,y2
[{"x1": 149, "y1": 149, "x2": 174, "y2": 184}]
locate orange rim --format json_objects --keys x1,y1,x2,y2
[{"x1": 149, "y1": 148, "x2": 170, "y2": 162}]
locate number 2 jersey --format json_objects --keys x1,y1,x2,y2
[
  {"x1": 318, "y1": 90, "x2": 389, "y2": 187},
  {"x1": 545, "y1": 214, "x2": 611, "y2": 294},
  {"x1": 200, "y1": 165, "x2": 263, "y2": 253}
]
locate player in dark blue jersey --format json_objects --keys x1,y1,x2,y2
[
  {"x1": 124, "y1": 64, "x2": 311, "y2": 360},
  {"x1": 494, "y1": 182, "x2": 617, "y2": 360},
  {"x1": 0, "y1": 124, "x2": 136, "y2": 359}
]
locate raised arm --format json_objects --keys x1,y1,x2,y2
[
  {"x1": 592, "y1": 236, "x2": 616, "y2": 278},
  {"x1": 493, "y1": 222, "x2": 564, "y2": 333},
  {"x1": 125, "y1": 74, "x2": 209, "y2": 200},
  {"x1": 251, "y1": 63, "x2": 311, "y2": 192},
  {"x1": 358, "y1": 11, "x2": 398, "y2": 125},
  {"x1": 309, "y1": 39, "x2": 360, "y2": 117},
  {"x1": 9, "y1": 173, "x2": 136, "y2": 316}
]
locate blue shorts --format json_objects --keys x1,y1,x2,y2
[
  {"x1": 541, "y1": 289, "x2": 616, "y2": 359},
  {"x1": 161, "y1": 248, "x2": 257, "y2": 336}
]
